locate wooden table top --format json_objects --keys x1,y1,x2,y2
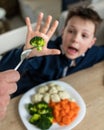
[{"x1": 0, "y1": 61, "x2": 104, "y2": 130}]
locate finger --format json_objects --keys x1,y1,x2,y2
[
  {"x1": 41, "y1": 15, "x2": 52, "y2": 33},
  {"x1": 25, "y1": 17, "x2": 33, "y2": 32},
  {"x1": 7, "y1": 83, "x2": 17, "y2": 94},
  {"x1": 0, "y1": 82, "x2": 17, "y2": 95},
  {"x1": 0, "y1": 95, "x2": 10, "y2": 109},
  {"x1": 45, "y1": 49, "x2": 61, "y2": 55},
  {"x1": 47, "y1": 20, "x2": 59, "y2": 38},
  {"x1": 0, "y1": 70, "x2": 20, "y2": 83},
  {"x1": 34, "y1": 12, "x2": 44, "y2": 31}
]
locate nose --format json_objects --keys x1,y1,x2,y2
[{"x1": 72, "y1": 33, "x2": 80, "y2": 43}]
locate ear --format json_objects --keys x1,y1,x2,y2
[{"x1": 88, "y1": 37, "x2": 96, "y2": 48}]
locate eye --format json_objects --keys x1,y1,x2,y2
[
  {"x1": 67, "y1": 29, "x2": 74, "y2": 33},
  {"x1": 82, "y1": 34, "x2": 88, "y2": 39}
]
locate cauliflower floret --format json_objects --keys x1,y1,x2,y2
[
  {"x1": 49, "y1": 87, "x2": 58, "y2": 94},
  {"x1": 55, "y1": 85, "x2": 63, "y2": 91},
  {"x1": 43, "y1": 93, "x2": 51, "y2": 103},
  {"x1": 50, "y1": 93, "x2": 61, "y2": 102},
  {"x1": 47, "y1": 83, "x2": 64, "y2": 91},
  {"x1": 69, "y1": 98, "x2": 76, "y2": 102},
  {"x1": 47, "y1": 83, "x2": 56, "y2": 87},
  {"x1": 31, "y1": 93, "x2": 43, "y2": 103},
  {"x1": 58, "y1": 90, "x2": 70, "y2": 100},
  {"x1": 37, "y1": 85, "x2": 49, "y2": 94}
]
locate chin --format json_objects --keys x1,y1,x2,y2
[{"x1": 65, "y1": 54, "x2": 77, "y2": 60}]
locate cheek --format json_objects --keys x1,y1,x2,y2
[
  {"x1": 79, "y1": 38, "x2": 94, "y2": 53},
  {"x1": 80, "y1": 44, "x2": 89, "y2": 54},
  {"x1": 62, "y1": 33, "x2": 71, "y2": 44}
]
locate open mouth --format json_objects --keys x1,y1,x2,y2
[{"x1": 68, "y1": 46, "x2": 78, "y2": 55}]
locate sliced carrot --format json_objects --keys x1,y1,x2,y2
[
  {"x1": 49, "y1": 101, "x2": 56, "y2": 107},
  {"x1": 53, "y1": 109, "x2": 59, "y2": 118},
  {"x1": 54, "y1": 103, "x2": 61, "y2": 111},
  {"x1": 49, "y1": 99, "x2": 80, "y2": 126},
  {"x1": 62, "y1": 116, "x2": 72, "y2": 125},
  {"x1": 60, "y1": 110, "x2": 66, "y2": 117}
]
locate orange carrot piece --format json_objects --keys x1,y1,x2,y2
[
  {"x1": 49, "y1": 99, "x2": 80, "y2": 126},
  {"x1": 62, "y1": 116, "x2": 72, "y2": 125}
]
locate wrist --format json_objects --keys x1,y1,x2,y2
[{"x1": 23, "y1": 45, "x2": 27, "y2": 50}]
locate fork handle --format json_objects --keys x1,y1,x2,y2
[{"x1": 14, "y1": 60, "x2": 23, "y2": 70}]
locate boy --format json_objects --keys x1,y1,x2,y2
[{"x1": 0, "y1": 6, "x2": 104, "y2": 97}]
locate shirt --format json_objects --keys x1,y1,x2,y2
[{"x1": 0, "y1": 36, "x2": 104, "y2": 97}]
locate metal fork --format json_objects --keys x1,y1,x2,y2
[{"x1": 14, "y1": 49, "x2": 32, "y2": 70}]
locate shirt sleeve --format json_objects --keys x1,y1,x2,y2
[
  {"x1": 93, "y1": 45, "x2": 104, "y2": 62},
  {"x1": 85, "y1": 45, "x2": 104, "y2": 65},
  {"x1": 0, "y1": 46, "x2": 23, "y2": 71}
]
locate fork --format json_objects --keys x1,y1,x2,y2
[{"x1": 14, "y1": 49, "x2": 32, "y2": 70}]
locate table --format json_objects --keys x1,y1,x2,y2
[{"x1": 0, "y1": 61, "x2": 104, "y2": 130}]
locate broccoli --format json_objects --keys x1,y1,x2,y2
[
  {"x1": 27, "y1": 101, "x2": 54, "y2": 130},
  {"x1": 45, "y1": 113, "x2": 54, "y2": 122},
  {"x1": 38, "y1": 108, "x2": 49, "y2": 115},
  {"x1": 36, "y1": 115, "x2": 52, "y2": 130},
  {"x1": 29, "y1": 113, "x2": 40, "y2": 124},
  {"x1": 30, "y1": 36, "x2": 45, "y2": 51},
  {"x1": 36, "y1": 101, "x2": 48, "y2": 109},
  {"x1": 28, "y1": 103, "x2": 34, "y2": 109},
  {"x1": 28, "y1": 103, "x2": 37, "y2": 115}
]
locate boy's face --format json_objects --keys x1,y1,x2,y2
[{"x1": 62, "y1": 16, "x2": 96, "y2": 59}]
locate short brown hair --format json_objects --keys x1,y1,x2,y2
[{"x1": 64, "y1": 6, "x2": 102, "y2": 35}]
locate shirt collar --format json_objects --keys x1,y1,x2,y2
[{"x1": 60, "y1": 44, "x2": 86, "y2": 67}]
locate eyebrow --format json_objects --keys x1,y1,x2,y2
[
  {"x1": 69, "y1": 25, "x2": 93, "y2": 35},
  {"x1": 82, "y1": 29, "x2": 93, "y2": 35}
]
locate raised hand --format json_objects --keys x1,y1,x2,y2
[{"x1": 24, "y1": 12, "x2": 61, "y2": 57}]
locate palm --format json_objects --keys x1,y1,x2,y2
[{"x1": 24, "y1": 12, "x2": 60, "y2": 57}]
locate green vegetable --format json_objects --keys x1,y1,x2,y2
[
  {"x1": 28, "y1": 101, "x2": 54, "y2": 130},
  {"x1": 29, "y1": 113, "x2": 40, "y2": 123},
  {"x1": 36, "y1": 101, "x2": 48, "y2": 109},
  {"x1": 28, "y1": 103, "x2": 37, "y2": 115},
  {"x1": 30, "y1": 36, "x2": 45, "y2": 51},
  {"x1": 37, "y1": 115, "x2": 52, "y2": 130},
  {"x1": 45, "y1": 113, "x2": 53, "y2": 122}
]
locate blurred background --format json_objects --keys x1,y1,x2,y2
[
  {"x1": 0, "y1": 0, "x2": 104, "y2": 39},
  {"x1": 0, "y1": 0, "x2": 61, "y2": 34},
  {"x1": 0, "y1": 0, "x2": 91, "y2": 33}
]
